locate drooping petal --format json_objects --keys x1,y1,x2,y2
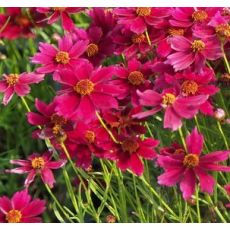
[
  {"x1": 46, "y1": 160, "x2": 66, "y2": 169},
  {"x1": 25, "y1": 171, "x2": 36, "y2": 187},
  {"x1": 129, "y1": 153, "x2": 144, "y2": 176},
  {"x1": 41, "y1": 168, "x2": 55, "y2": 188},
  {"x1": 2, "y1": 87, "x2": 14, "y2": 105},
  {"x1": 164, "y1": 106, "x2": 182, "y2": 131},
  {"x1": 14, "y1": 84, "x2": 30, "y2": 96}
]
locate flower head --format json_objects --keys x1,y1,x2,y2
[{"x1": 0, "y1": 190, "x2": 46, "y2": 223}]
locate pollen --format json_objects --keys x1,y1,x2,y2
[
  {"x1": 191, "y1": 40, "x2": 205, "y2": 52},
  {"x1": 215, "y1": 23, "x2": 230, "y2": 39},
  {"x1": 53, "y1": 7, "x2": 66, "y2": 11},
  {"x1": 136, "y1": 7, "x2": 151, "y2": 17},
  {"x1": 74, "y1": 79, "x2": 94, "y2": 96},
  {"x1": 131, "y1": 33, "x2": 146, "y2": 44},
  {"x1": 181, "y1": 80, "x2": 198, "y2": 96},
  {"x1": 86, "y1": 43, "x2": 99, "y2": 57},
  {"x1": 52, "y1": 124, "x2": 62, "y2": 135},
  {"x1": 128, "y1": 71, "x2": 145, "y2": 85},
  {"x1": 6, "y1": 210, "x2": 22, "y2": 223},
  {"x1": 121, "y1": 139, "x2": 140, "y2": 154},
  {"x1": 31, "y1": 157, "x2": 45, "y2": 169},
  {"x1": 85, "y1": 130, "x2": 95, "y2": 143},
  {"x1": 168, "y1": 28, "x2": 184, "y2": 36},
  {"x1": 183, "y1": 154, "x2": 199, "y2": 168},
  {"x1": 55, "y1": 51, "x2": 70, "y2": 64},
  {"x1": 6, "y1": 74, "x2": 19, "y2": 86},
  {"x1": 192, "y1": 10, "x2": 208, "y2": 22},
  {"x1": 51, "y1": 114, "x2": 67, "y2": 126},
  {"x1": 162, "y1": 93, "x2": 176, "y2": 106}
]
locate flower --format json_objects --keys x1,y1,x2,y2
[
  {"x1": 31, "y1": 35, "x2": 88, "y2": 74},
  {"x1": 7, "y1": 152, "x2": 66, "y2": 188},
  {"x1": 27, "y1": 98, "x2": 73, "y2": 145},
  {"x1": 114, "y1": 7, "x2": 171, "y2": 34},
  {"x1": 134, "y1": 88, "x2": 208, "y2": 131},
  {"x1": 54, "y1": 61, "x2": 123, "y2": 122},
  {"x1": 104, "y1": 136, "x2": 159, "y2": 176},
  {"x1": 167, "y1": 36, "x2": 222, "y2": 71},
  {"x1": 0, "y1": 72, "x2": 44, "y2": 105},
  {"x1": 157, "y1": 128, "x2": 230, "y2": 200},
  {"x1": 36, "y1": 7, "x2": 84, "y2": 31},
  {"x1": 0, "y1": 190, "x2": 46, "y2": 223}
]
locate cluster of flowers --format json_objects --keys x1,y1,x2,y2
[{"x1": 0, "y1": 7, "x2": 230, "y2": 222}]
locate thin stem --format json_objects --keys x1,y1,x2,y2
[
  {"x1": 178, "y1": 127, "x2": 187, "y2": 152},
  {"x1": 0, "y1": 16, "x2": 11, "y2": 34},
  {"x1": 45, "y1": 184, "x2": 73, "y2": 223},
  {"x1": 217, "y1": 121, "x2": 229, "y2": 149},
  {"x1": 145, "y1": 30, "x2": 151, "y2": 46},
  {"x1": 95, "y1": 111, "x2": 120, "y2": 144},
  {"x1": 21, "y1": 97, "x2": 31, "y2": 112},
  {"x1": 195, "y1": 186, "x2": 201, "y2": 223},
  {"x1": 221, "y1": 42, "x2": 230, "y2": 74}
]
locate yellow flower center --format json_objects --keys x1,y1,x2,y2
[
  {"x1": 162, "y1": 93, "x2": 176, "y2": 106},
  {"x1": 181, "y1": 80, "x2": 198, "y2": 96},
  {"x1": 53, "y1": 7, "x2": 66, "y2": 11},
  {"x1": 121, "y1": 139, "x2": 140, "y2": 154},
  {"x1": 6, "y1": 210, "x2": 22, "y2": 223},
  {"x1": 85, "y1": 130, "x2": 95, "y2": 143},
  {"x1": 136, "y1": 7, "x2": 151, "y2": 17},
  {"x1": 168, "y1": 28, "x2": 185, "y2": 36},
  {"x1": 215, "y1": 23, "x2": 230, "y2": 38},
  {"x1": 55, "y1": 51, "x2": 70, "y2": 64},
  {"x1": 128, "y1": 71, "x2": 145, "y2": 86},
  {"x1": 183, "y1": 154, "x2": 199, "y2": 168},
  {"x1": 191, "y1": 40, "x2": 205, "y2": 52},
  {"x1": 192, "y1": 10, "x2": 208, "y2": 22},
  {"x1": 86, "y1": 43, "x2": 99, "y2": 57},
  {"x1": 31, "y1": 157, "x2": 45, "y2": 169},
  {"x1": 6, "y1": 74, "x2": 19, "y2": 86},
  {"x1": 51, "y1": 114, "x2": 67, "y2": 125},
  {"x1": 74, "y1": 79, "x2": 94, "y2": 96},
  {"x1": 131, "y1": 33, "x2": 146, "y2": 44}
]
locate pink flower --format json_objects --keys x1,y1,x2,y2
[
  {"x1": 114, "y1": 7, "x2": 171, "y2": 34},
  {"x1": 105, "y1": 136, "x2": 159, "y2": 176},
  {"x1": 31, "y1": 35, "x2": 88, "y2": 74},
  {"x1": 36, "y1": 7, "x2": 84, "y2": 31},
  {"x1": 157, "y1": 128, "x2": 230, "y2": 200},
  {"x1": 167, "y1": 36, "x2": 222, "y2": 72},
  {"x1": 0, "y1": 72, "x2": 44, "y2": 105},
  {"x1": 54, "y1": 62, "x2": 123, "y2": 122},
  {"x1": 27, "y1": 98, "x2": 73, "y2": 145},
  {"x1": 134, "y1": 88, "x2": 208, "y2": 131},
  {"x1": 7, "y1": 152, "x2": 66, "y2": 188},
  {"x1": 0, "y1": 190, "x2": 46, "y2": 223}
]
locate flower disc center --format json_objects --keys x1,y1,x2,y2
[
  {"x1": 183, "y1": 154, "x2": 199, "y2": 168},
  {"x1": 55, "y1": 51, "x2": 70, "y2": 64},
  {"x1": 6, "y1": 74, "x2": 19, "y2": 86},
  {"x1": 192, "y1": 10, "x2": 208, "y2": 22},
  {"x1": 31, "y1": 157, "x2": 45, "y2": 169},
  {"x1": 162, "y1": 93, "x2": 176, "y2": 106},
  {"x1": 121, "y1": 139, "x2": 140, "y2": 154},
  {"x1": 74, "y1": 79, "x2": 94, "y2": 96},
  {"x1": 136, "y1": 7, "x2": 151, "y2": 17},
  {"x1": 86, "y1": 43, "x2": 99, "y2": 57},
  {"x1": 181, "y1": 80, "x2": 198, "y2": 96},
  {"x1": 128, "y1": 71, "x2": 145, "y2": 86},
  {"x1": 6, "y1": 210, "x2": 22, "y2": 223},
  {"x1": 191, "y1": 40, "x2": 205, "y2": 52}
]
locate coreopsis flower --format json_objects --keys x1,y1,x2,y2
[
  {"x1": 114, "y1": 7, "x2": 172, "y2": 34},
  {"x1": 0, "y1": 72, "x2": 44, "y2": 105},
  {"x1": 31, "y1": 35, "x2": 88, "y2": 74},
  {"x1": 104, "y1": 136, "x2": 159, "y2": 176},
  {"x1": 167, "y1": 36, "x2": 222, "y2": 72},
  {"x1": 72, "y1": 26, "x2": 115, "y2": 66},
  {"x1": 113, "y1": 58, "x2": 153, "y2": 105},
  {"x1": 224, "y1": 184, "x2": 230, "y2": 208},
  {"x1": 102, "y1": 106, "x2": 146, "y2": 136},
  {"x1": 36, "y1": 7, "x2": 84, "y2": 31},
  {"x1": 54, "y1": 62, "x2": 124, "y2": 122},
  {"x1": 169, "y1": 7, "x2": 219, "y2": 28},
  {"x1": 0, "y1": 8, "x2": 45, "y2": 39},
  {"x1": 0, "y1": 190, "x2": 46, "y2": 223},
  {"x1": 27, "y1": 98, "x2": 73, "y2": 145},
  {"x1": 157, "y1": 128, "x2": 230, "y2": 200},
  {"x1": 134, "y1": 87, "x2": 208, "y2": 131},
  {"x1": 7, "y1": 152, "x2": 66, "y2": 188},
  {"x1": 65, "y1": 120, "x2": 112, "y2": 169}
]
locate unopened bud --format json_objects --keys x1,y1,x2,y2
[
  {"x1": 214, "y1": 108, "x2": 226, "y2": 121},
  {"x1": 106, "y1": 214, "x2": 116, "y2": 223}
]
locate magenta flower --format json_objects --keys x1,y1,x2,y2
[
  {"x1": 104, "y1": 136, "x2": 159, "y2": 176},
  {"x1": 157, "y1": 128, "x2": 230, "y2": 200},
  {"x1": 167, "y1": 36, "x2": 222, "y2": 71},
  {"x1": 27, "y1": 98, "x2": 73, "y2": 145},
  {"x1": 7, "y1": 152, "x2": 66, "y2": 188},
  {"x1": 0, "y1": 72, "x2": 44, "y2": 105},
  {"x1": 134, "y1": 88, "x2": 208, "y2": 131},
  {"x1": 36, "y1": 7, "x2": 84, "y2": 31},
  {"x1": 224, "y1": 184, "x2": 230, "y2": 208},
  {"x1": 114, "y1": 7, "x2": 171, "y2": 34},
  {"x1": 31, "y1": 35, "x2": 88, "y2": 74},
  {"x1": 0, "y1": 190, "x2": 46, "y2": 223},
  {"x1": 54, "y1": 62, "x2": 123, "y2": 122}
]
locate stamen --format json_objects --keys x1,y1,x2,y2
[
  {"x1": 183, "y1": 154, "x2": 199, "y2": 168},
  {"x1": 191, "y1": 40, "x2": 205, "y2": 52},
  {"x1": 136, "y1": 7, "x2": 151, "y2": 17},
  {"x1": 181, "y1": 80, "x2": 198, "y2": 96},
  {"x1": 31, "y1": 157, "x2": 45, "y2": 169},
  {"x1": 55, "y1": 51, "x2": 70, "y2": 64},
  {"x1": 74, "y1": 79, "x2": 94, "y2": 95},
  {"x1": 128, "y1": 71, "x2": 145, "y2": 85},
  {"x1": 6, "y1": 210, "x2": 22, "y2": 223},
  {"x1": 6, "y1": 74, "x2": 19, "y2": 86},
  {"x1": 192, "y1": 10, "x2": 208, "y2": 22},
  {"x1": 86, "y1": 43, "x2": 99, "y2": 57}
]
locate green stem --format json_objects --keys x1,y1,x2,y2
[
  {"x1": 21, "y1": 97, "x2": 31, "y2": 112},
  {"x1": 221, "y1": 42, "x2": 230, "y2": 74},
  {"x1": 217, "y1": 121, "x2": 229, "y2": 149},
  {"x1": 195, "y1": 186, "x2": 201, "y2": 223},
  {"x1": 145, "y1": 30, "x2": 151, "y2": 46},
  {"x1": 178, "y1": 127, "x2": 187, "y2": 152}
]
